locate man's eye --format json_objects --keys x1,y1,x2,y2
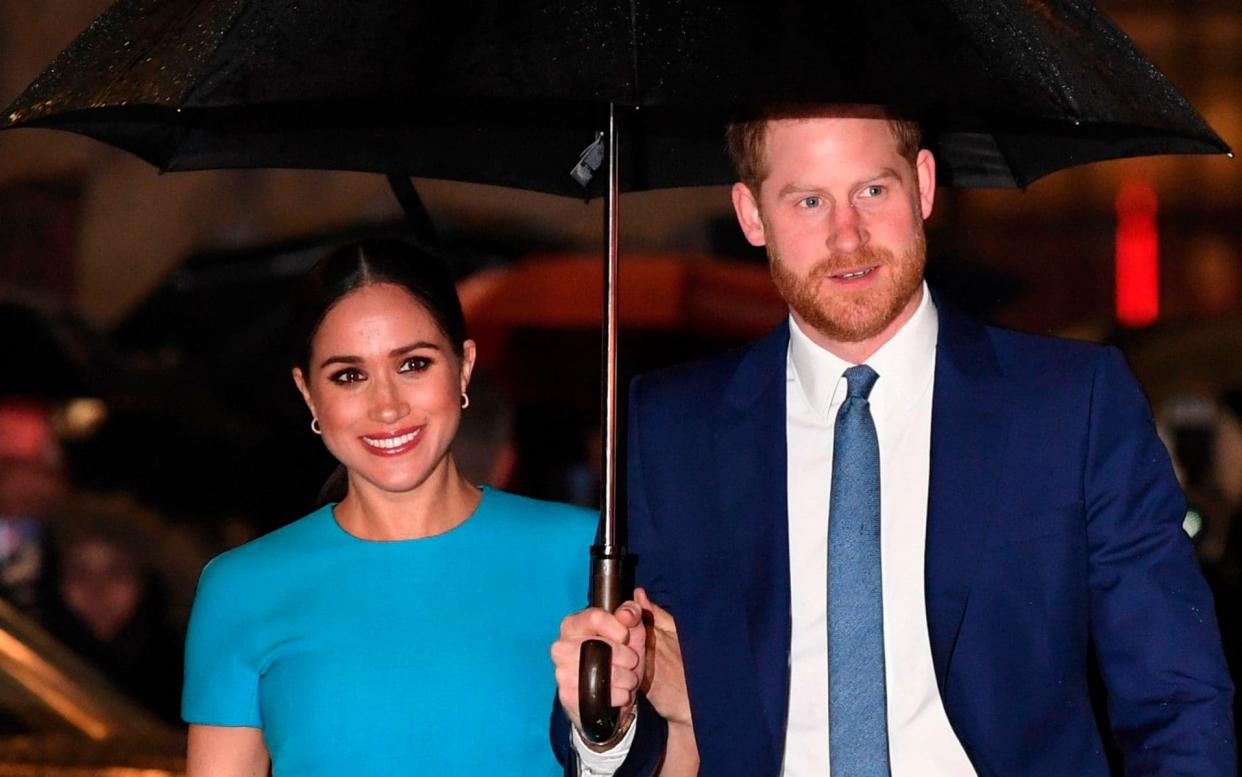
[
  {"x1": 330, "y1": 368, "x2": 365, "y2": 384},
  {"x1": 858, "y1": 185, "x2": 885, "y2": 198},
  {"x1": 798, "y1": 196, "x2": 822, "y2": 209},
  {"x1": 399, "y1": 356, "x2": 432, "y2": 373}
]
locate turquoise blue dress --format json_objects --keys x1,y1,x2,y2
[{"x1": 182, "y1": 487, "x2": 595, "y2": 776}]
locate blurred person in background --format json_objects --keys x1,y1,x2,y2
[
  {"x1": 1160, "y1": 394, "x2": 1234, "y2": 563},
  {"x1": 182, "y1": 239, "x2": 602, "y2": 776},
  {"x1": 1205, "y1": 390, "x2": 1242, "y2": 737},
  {"x1": 1212, "y1": 392, "x2": 1242, "y2": 547},
  {"x1": 0, "y1": 397, "x2": 67, "y2": 610},
  {"x1": 39, "y1": 492, "x2": 187, "y2": 724},
  {"x1": 1158, "y1": 389, "x2": 1242, "y2": 748}
]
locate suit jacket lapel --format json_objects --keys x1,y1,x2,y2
[
  {"x1": 703, "y1": 305, "x2": 1009, "y2": 756},
  {"x1": 714, "y1": 323, "x2": 792, "y2": 763},
  {"x1": 925, "y1": 299, "x2": 1011, "y2": 694}
]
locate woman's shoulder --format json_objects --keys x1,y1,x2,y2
[
  {"x1": 197, "y1": 505, "x2": 336, "y2": 588},
  {"x1": 480, "y1": 488, "x2": 598, "y2": 543},
  {"x1": 483, "y1": 487, "x2": 597, "y2": 523},
  {"x1": 477, "y1": 489, "x2": 596, "y2": 594}
]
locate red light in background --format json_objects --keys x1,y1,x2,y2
[{"x1": 1115, "y1": 181, "x2": 1159, "y2": 327}]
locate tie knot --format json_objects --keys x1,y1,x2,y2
[{"x1": 843, "y1": 364, "x2": 879, "y2": 399}]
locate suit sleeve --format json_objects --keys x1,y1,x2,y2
[
  {"x1": 628, "y1": 374, "x2": 671, "y2": 602},
  {"x1": 1084, "y1": 347, "x2": 1235, "y2": 774}
]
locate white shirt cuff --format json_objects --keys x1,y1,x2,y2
[{"x1": 571, "y1": 718, "x2": 638, "y2": 777}]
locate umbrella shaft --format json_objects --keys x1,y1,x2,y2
[{"x1": 600, "y1": 103, "x2": 620, "y2": 550}]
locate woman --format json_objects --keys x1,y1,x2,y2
[{"x1": 182, "y1": 239, "x2": 600, "y2": 775}]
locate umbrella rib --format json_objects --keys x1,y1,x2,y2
[
  {"x1": 176, "y1": 0, "x2": 259, "y2": 103},
  {"x1": 94, "y1": 0, "x2": 243, "y2": 107},
  {"x1": 980, "y1": 119, "x2": 1030, "y2": 189},
  {"x1": 157, "y1": 0, "x2": 257, "y2": 170}
]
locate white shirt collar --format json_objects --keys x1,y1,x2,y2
[{"x1": 788, "y1": 282, "x2": 938, "y2": 418}]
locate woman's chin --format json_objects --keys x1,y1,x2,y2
[{"x1": 346, "y1": 458, "x2": 448, "y2": 497}]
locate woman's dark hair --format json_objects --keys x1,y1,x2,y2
[
  {"x1": 291, "y1": 239, "x2": 468, "y2": 506},
  {"x1": 290, "y1": 238, "x2": 468, "y2": 375}
]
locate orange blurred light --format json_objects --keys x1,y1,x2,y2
[{"x1": 1115, "y1": 180, "x2": 1159, "y2": 327}]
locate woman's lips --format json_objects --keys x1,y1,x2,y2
[{"x1": 359, "y1": 426, "x2": 423, "y2": 457}]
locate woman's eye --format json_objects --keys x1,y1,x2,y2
[
  {"x1": 399, "y1": 356, "x2": 432, "y2": 373},
  {"x1": 330, "y1": 368, "x2": 365, "y2": 384}
]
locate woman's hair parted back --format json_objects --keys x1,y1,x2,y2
[
  {"x1": 291, "y1": 239, "x2": 469, "y2": 507},
  {"x1": 290, "y1": 238, "x2": 468, "y2": 375}
]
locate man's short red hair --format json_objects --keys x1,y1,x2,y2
[{"x1": 726, "y1": 104, "x2": 922, "y2": 193}]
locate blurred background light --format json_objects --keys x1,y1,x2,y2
[
  {"x1": 1115, "y1": 179, "x2": 1160, "y2": 328},
  {"x1": 54, "y1": 397, "x2": 107, "y2": 441}
]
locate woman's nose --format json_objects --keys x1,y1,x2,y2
[{"x1": 368, "y1": 378, "x2": 410, "y2": 424}]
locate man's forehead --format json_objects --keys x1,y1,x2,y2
[{"x1": 761, "y1": 115, "x2": 904, "y2": 159}]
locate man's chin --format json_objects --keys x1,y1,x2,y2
[
  {"x1": 798, "y1": 310, "x2": 895, "y2": 344},
  {"x1": 793, "y1": 286, "x2": 904, "y2": 341}
]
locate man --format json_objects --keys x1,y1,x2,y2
[{"x1": 551, "y1": 104, "x2": 1235, "y2": 776}]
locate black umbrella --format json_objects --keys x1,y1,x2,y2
[
  {"x1": 2, "y1": 0, "x2": 1230, "y2": 192},
  {"x1": 3, "y1": 0, "x2": 1230, "y2": 743}
]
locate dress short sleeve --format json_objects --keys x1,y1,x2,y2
[{"x1": 181, "y1": 555, "x2": 262, "y2": 727}]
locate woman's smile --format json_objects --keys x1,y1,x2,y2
[{"x1": 359, "y1": 425, "x2": 423, "y2": 456}]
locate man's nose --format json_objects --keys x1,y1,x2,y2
[
  {"x1": 369, "y1": 376, "x2": 410, "y2": 424},
  {"x1": 828, "y1": 203, "x2": 867, "y2": 255}
]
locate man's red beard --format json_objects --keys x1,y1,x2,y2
[{"x1": 768, "y1": 228, "x2": 927, "y2": 344}]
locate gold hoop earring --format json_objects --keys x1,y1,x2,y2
[
  {"x1": 460, "y1": 392, "x2": 470, "y2": 410},
  {"x1": 311, "y1": 418, "x2": 322, "y2": 435}
]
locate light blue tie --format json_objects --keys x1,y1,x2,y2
[{"x1": 828, "y1": 364, "x2": 890, "y2": 776}]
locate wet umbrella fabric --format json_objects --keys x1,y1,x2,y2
[{"x1": 2, "y1": 0, "x2": 1230, "y2": 193}]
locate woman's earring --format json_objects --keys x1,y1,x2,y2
[
  {"x1": 460, "y1": 392, "x2": 470, "y2": 410},
  {"x1": 311, "y1": 417, "x2": 322, "y2": 435}
]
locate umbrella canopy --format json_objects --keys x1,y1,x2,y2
[{"x1": 2, "y1": 0, "x2": 1229, "y2": 192}]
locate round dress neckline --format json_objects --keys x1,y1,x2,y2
[{"x1": 325, "y1": 485, "x2": 490, "y2": 545}]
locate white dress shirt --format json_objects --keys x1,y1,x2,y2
[
  {"x1": 575, "y1": 284, "x2": 974, "y2": 776},
  {"x1": 783, "y1": 284, "x2": 973, "y2": 775}
]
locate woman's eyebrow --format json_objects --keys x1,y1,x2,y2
[
  {"x1": 318, "y1": 342, "x2": 441, "y2": 369},
  {"x1": 319, "y1": 354, "x2": 361, "y2": 368},
  {"x1": 388, "y1": 341, "x2": 441, "y2": 357}
]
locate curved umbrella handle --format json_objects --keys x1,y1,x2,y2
[
  {"x1": 578, "y1": 639, "x2": 619, "y2": 743},
  {"x1": 578, "y1": 544, "x2": 628, "y2": 744}
]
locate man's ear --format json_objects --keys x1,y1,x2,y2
[
  {"x1": 731, "y1": 182, "x2": 767, "y2": 247},
  {"x1": 915, "y1": 149, "x2": 936, "y2": 220}
]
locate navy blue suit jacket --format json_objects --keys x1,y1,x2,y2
[{"x1": 562, "y1": 300, "x2": 1234, "y2": 776}]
